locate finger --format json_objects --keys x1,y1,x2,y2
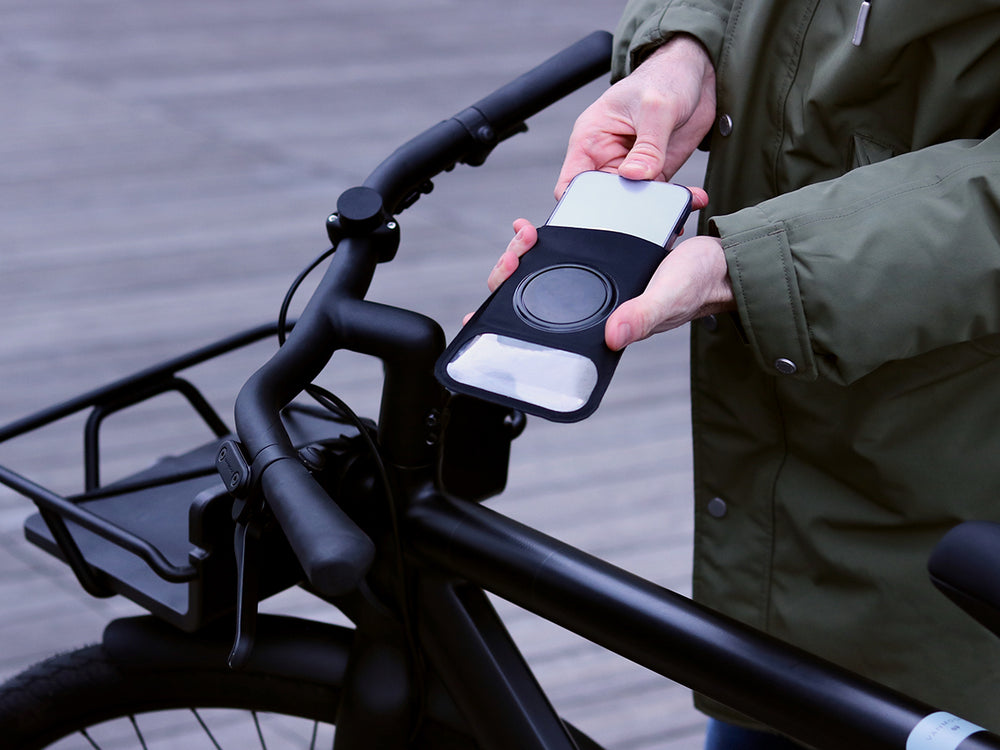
[
  {"x1": 487, "y1": 219, "x2": 537, "y2": 292},
  {"x1": 617, "y1": 95, "x2": 674, "y2": 181},
  {"x1": 555, "y1": 109, "x2": 608, "y2": 198},
  {"x1": 687, "y1": 186, "x2": 709, "y2": 210},
  {"x1": 556, "y1": 149, "x2": 598, "y2": 200}
]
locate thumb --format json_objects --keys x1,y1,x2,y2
[
  {"x1": 618, "y1": 139, "x2": 667, "y2": 181},
  {"x1": 617, "y1": 102, "x2": 672, "y2": 181},
  {"x1": 604, "y1": 298, "x2": 651, "y2": 351}
]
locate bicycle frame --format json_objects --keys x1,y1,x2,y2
[
  {"x1": 3, "y1": 30, "x2": 999, "y2": 750},
  {"x1": 224, "y1": 31, "x2": 1000, "y2": 747}
]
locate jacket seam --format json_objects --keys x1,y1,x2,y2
[
  {"x1": 715, "y1": 0, "x2": 743, "y2": 93},
  {"x1": 784, "y1": 158, "x2": 1000, "y2": 231},
  {"x1": 763, "y1": 376, "x2": 787, "y2": 632},
  {"x1": 770, "y1": 2, "x2": 821, "y2": 195}
]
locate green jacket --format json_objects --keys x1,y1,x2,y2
[{"x1": 614, "y1": 0, "x2": 1000, "y2": 730}]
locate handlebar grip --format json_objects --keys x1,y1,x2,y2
[
  {"x1": 261, "y1": 457, "x2": 375, "y2": 597},
  {"x1": 470, "y1": 30, "x2": 612, "y2": 133},
  {"x1": 365, "y1": 31, "x2": 613, "y2": 212}
]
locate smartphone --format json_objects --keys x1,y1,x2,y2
[
  {"x1": 547, "y1": 170, "x2": 692, "y2": 247},
  {"x1": 435, "y1": 172, "x2": 692, "y2": 422}
]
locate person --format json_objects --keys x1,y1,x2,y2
[{"x1": 487, "y1": 1, "x2": 1000, "y2": 746}]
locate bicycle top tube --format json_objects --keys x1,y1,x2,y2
[{"x1": 231, "y1": 31, "x2": 613, "y2": 599}]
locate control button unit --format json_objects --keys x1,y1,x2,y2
[{"x1": 514, "y1": 265, "x2": 616, "y2": 332}]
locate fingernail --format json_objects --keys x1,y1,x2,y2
[
  {"x1": 620, "y1": 159, "x2": 645, "y2": 176},
  {"x1": 612, "y1": 322, "x2": 632, "y2": 350}
]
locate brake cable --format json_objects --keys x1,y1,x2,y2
[{"x1": 274, "y1": 246, "x2": 429, "y2": 737}]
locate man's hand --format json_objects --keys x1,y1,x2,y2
[
  {"x1": 484, "y1": 221, "x2": 735, "y2": 349},
  {"x1": 475, "y1": 35, "x2": 732, "y2": 345},
  {"x1": 603, "y1": 234, "x2": 734, "y2": 350},
  {"x1": 555, "y1": 34, "x2": 717, "y2": 199}
]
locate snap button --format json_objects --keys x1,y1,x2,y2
[
  {"x1": 701, "y1": 314, "x2": 719, "y2": 332},
  {"x1": 774, "y1": 358, "x2": 798, "y2": 375},
  {"x1": 718, "y1": 114, "x2": 733, "y2": 137},
  {"x1": 707, "y1": 497, "x2": 728, "y2": 519}
]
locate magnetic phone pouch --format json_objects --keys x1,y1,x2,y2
[{"x1": 436, "y1": 225, "x2": 668, "y2": 422}]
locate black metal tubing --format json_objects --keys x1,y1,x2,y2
[
  {"x1": 83, "y1": 376, "x2": 228, "y2": 492},
  {"x1": 407, "y1": 493, "x2": 1000, "y2": 750},
  {"x1": 365, "y1": 30, "x2": 612, "y2": 215},
  {"x1": 415, "y1": 576, "x2": 581, "y2": 750},
  {"x1": 0, "y1": 324, "x2": 283, "y2": 587},
  {"x1": 233, "y1": 230, "x2": 446, "y2": 598},
  {"x1": 0, "y1": 321, "x2": 281, "y2": 445},
  {"x1": 37, "y1": 507, "x2": 115, "y2": 598},
  {"x1": 0, "y1": 463, "x2": 198, "y2": 583},
  {"x1": 233, "y1": 32, "x2": 615, "y2": 600}
]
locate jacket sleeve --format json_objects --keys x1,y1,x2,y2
[
  {"x1": 612, "y1": 0, "x2": 733, "y2": 80},
  {"x1": 712, "y1": 131, "x2": 1000, "y2": 385}
]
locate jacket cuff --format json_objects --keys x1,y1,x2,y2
[
  {"x1": 711, "y1": 209, "x2": 818, "y2": 381},
  {"x1": 613, "y1": 2, "x2": 730, "y2": 79}
]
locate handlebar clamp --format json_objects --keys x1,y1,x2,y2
[
  {"x1": 326, "y1": 190, "x2": 401, "y2": 263},
  {"x1": 217, "y1": 439, "x2": 290, "y2": 509}
]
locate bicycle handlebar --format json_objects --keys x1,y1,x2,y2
[
  {"x1": 234, "y1": 31, "x2": 614, "y2": 598},
  {"x1": 366, "y1": 30, "x2": 614, "y2": 214}
]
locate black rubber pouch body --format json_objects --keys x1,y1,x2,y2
[{"x1": 435, "y1": 225, "x2": 671, "y2": 422}]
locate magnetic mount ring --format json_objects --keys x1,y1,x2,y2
[{"x1": 513, "y1": 264, "x2": 616, "y2": 332}]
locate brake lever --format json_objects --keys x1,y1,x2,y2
[
  {"x1": 228, "y1": 504, "x2": 263, "y2": 669},
  {"x1": 217, "y1": 439, "x2": 278, "y2": 669}
]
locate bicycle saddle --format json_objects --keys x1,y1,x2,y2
[{"x1": 929, "y1": 520, "x2": 1000, "y2": 638}]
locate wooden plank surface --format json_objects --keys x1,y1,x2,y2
[{"x1": 0, "y1": 2, "x2": 709, "y2": 747}]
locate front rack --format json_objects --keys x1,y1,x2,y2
[{"x1": 0, "y1": 322, "x2": 349, "y2": 631}]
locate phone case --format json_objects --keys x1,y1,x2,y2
[{"x1": 435, "y1": 224, "x2": 674, "y2": 422}]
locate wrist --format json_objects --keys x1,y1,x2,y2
[
  {"x1": 642, "y1": 33, "x2": 713, "y2": 74},
  {"x1": 678, "y1": 236, "x2": 736, "y2": 319}
]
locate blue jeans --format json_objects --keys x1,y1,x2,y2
[{"x1": 704, "y1": 719, "x2": 806, "y2": 749}]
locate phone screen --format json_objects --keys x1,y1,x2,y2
[{"x1": 545, "y1": 171, "x2": 691, "y2": 246}]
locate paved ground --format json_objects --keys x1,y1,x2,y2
[{"x1": 0, "y1": 2, "x2": 710, "y2": 747}]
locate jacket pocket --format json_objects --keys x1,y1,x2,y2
[{"x1": 850, "y1": 132, "x2": 898, "y2": 169}]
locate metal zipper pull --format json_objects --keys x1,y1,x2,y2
[{"x1": 852, "y1": 0, "x2": 872, "y2": 46}]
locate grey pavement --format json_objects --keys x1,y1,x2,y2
[{"x1": 0, "y1": 2, "x2": 708, "y2": 748}]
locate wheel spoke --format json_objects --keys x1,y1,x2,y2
[
  {"x1": 80, "y1": 728, "x2": 101, "y2": 750},
  {"x1": 128, "y1": 715, "x2": 149, "y2": 750},
  {"x1": 252, "y1": 710, "x2": 268, "y2": 749},
  {"x1": 191, "y1": 708, "x2": 224, "y2": 750}
]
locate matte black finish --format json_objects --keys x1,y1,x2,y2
[
  {"x1": 436, "y1": 226, "x2": 676, "y2": 422},
  {"x1": 232, "y1": 32, "x2": 615, "y2": 599},
  {"x1": 364, "y1": 31, "x2": 613, "y2": 214},
  {"x1": 407, "y1": 493, "x2": 1000, "y2": 750},
  {"x1": 930, "y1": 521, "x2": 1000, "y2": 638},
  {"x1": 5, "y1": 30, "x2": 1000, "y2": 750},
  {"x1": 415, "y1": 578, "x2": 580, "y2": 750}
]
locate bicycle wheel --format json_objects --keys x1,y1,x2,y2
[{"x1": 0, "y1": 642, "x2": 476, "y2": 750}]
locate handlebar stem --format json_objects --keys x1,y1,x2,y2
[
  {"x1": 236, "y1": 231, "x2": 443, "y2": 469},
  {"x1": 230, "y1": 30, "x2": 614, "y2": 596}
]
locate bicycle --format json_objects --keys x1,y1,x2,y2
[{"x1": 1, "y1": 29, "x2": 999, "y2": 750}]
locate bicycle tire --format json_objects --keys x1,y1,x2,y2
[{"x1": 0, "y1": 642, "x2": 477, "y2": 750}]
